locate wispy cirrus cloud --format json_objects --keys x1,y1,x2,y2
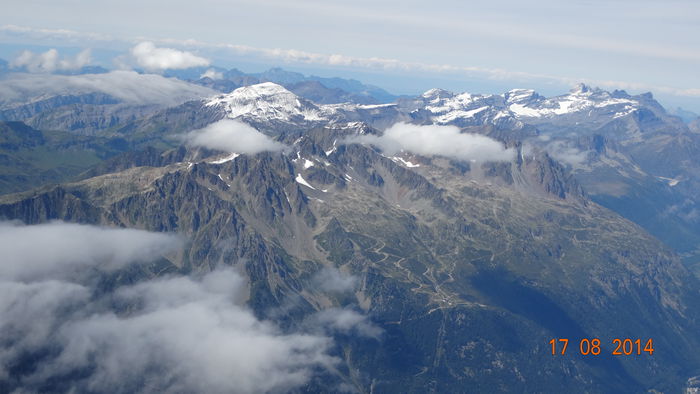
[{"x1": 0, "y1": 24, "x2": 114, "y2": 42}]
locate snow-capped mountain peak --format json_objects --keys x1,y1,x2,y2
[
  {"x1": 198, "y1": 81, "x2": 655, "y2": 135},
  {"x1": 421, "y1": 88, "x2": 454, "y2": 101},
  {"x1": 206, "y1": 82, "x2": 325, "y2": 122},
  {"x1": 505, "y1": 89, "x2": 538, "y2": 103},
  {"x1": 504, "y1": 84, "x2": 639, "y2": 119},
  {"x1": 570, "y1": 83, "x2": 595, "y2": 95},
  {"x1": 395, "y1": 83, "x2": 652, "y2": 127}
]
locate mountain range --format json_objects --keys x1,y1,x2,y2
[{"x1": 1, "y1": 69, "x2": 700, "y2": 392}]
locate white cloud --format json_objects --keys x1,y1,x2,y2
[
  {"x1": 312, "y1": 267, "x2": 357, "y2": 293},
  {"x1": 543, "y1": 140, "x2": 590, "y2": 167},
  {"x1": 2, "y1": 25, "x2": 699, "y2": 98},
  {"x1": 0, "y1": 221, "x2": 181, "y2": 281},
  {"x1": 187, "y1": 119, "x2": 287, "y2": 154},
  {"x1": 663, "y1": 199, "x2": 700, "y2": 223},
  {"x1": 306, "y1": 308, "x2": 382, "y2": 339},
  {"x1": 44, "y1": 271, "x2": 336, "y2": 393},
  {"x1": 352, "y1": 122, "x2": 515, "y2": 162},
  {"x1": 148, "y1": 37, "x2": 700, "y2": 98},
  {"x1": 1, "y1": 271, "x2": 338, "y2": 393},
  {"x1": 200, "y1": 68, "x2": 224, "y2": 80},
  {"x1": 0, "y1": 71, "x2": 217, "y2": 106},
  {"x1": 131, "y1": 41, "x2": 210, "y2": 71},
  {"x1": 0, "y1": 24, "x2": 113, "y2": 42},
  {"x1": 0, "y1": 221, "x2": 345, "y2": 393},
  {"x1": 10, "y1": 48, "x2": 92, "y2": 73}
]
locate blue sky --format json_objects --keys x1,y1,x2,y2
[{"x1": 1, "y1": 0, "x2": 699, "y2": 111}]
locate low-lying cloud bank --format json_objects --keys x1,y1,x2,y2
[
  {"x1": 187, "y1": 119, "x2": 287, "y2": 154},
  {"x1": 10, "y1": 48, "x2": 92, "y2": 73},
  {"x1": 130, "y1": 41, "x2": 210, "y2": 71},
  {"x1": 0, "y1": 221, "x2": 181, "y2": 281},
  {"x1": 0, "y1": 70, "x2": 216, "y2": 106},
  {"x1": 352, "y1": 122, "x2": 515, "y2": 162},
  {"x1": 0, "y1": 222, "x2": 376, "y2": 393}
]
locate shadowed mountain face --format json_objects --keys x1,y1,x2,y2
[
  {"x1": 0, "y1": 121, "x2": 132, "y2": 193},
  {"x1": 2, "y1": 79, "x2": 700, "y2": 391}
]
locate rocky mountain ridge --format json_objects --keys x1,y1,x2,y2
[
  {"x1": 4, "y1": 78, "x2": 698, "y2": 267},
  {"x1": 2, "y1": 121, "x2": 698, "y2": 391}
]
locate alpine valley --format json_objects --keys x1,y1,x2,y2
[{"x1": 1, "y1": 66, "x2": 700, "y2": 393}]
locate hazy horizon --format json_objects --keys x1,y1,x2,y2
[{"x1": 1, "y1": 0, "x2": 698, "y2": 112}]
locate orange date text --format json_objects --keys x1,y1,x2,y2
[{"x1": 549, "y1": 338, "x2": 654, "y2": 356}]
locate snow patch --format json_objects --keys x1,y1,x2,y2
[
  {"x1": 509, "y1": 104, "x2": 543, "y2": 117},
  {"x1": 357, "y1": 103, "x2": 396, "y2": 109},
  {"x1": 325, "y1": 140, "x2": 338, "y2": 156},
  {"x1": 391, "y1": 156, "x2": 420, "y2": 168},
  {"x1": 295, "y1": 174, "x2": 316, "y2": 190},
  {"x1": 433, "y1": 106, "x2": 489, "y2": 123},
  {"x1": 209, "y1": 153, "x2": 240, "y2": 164}
]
